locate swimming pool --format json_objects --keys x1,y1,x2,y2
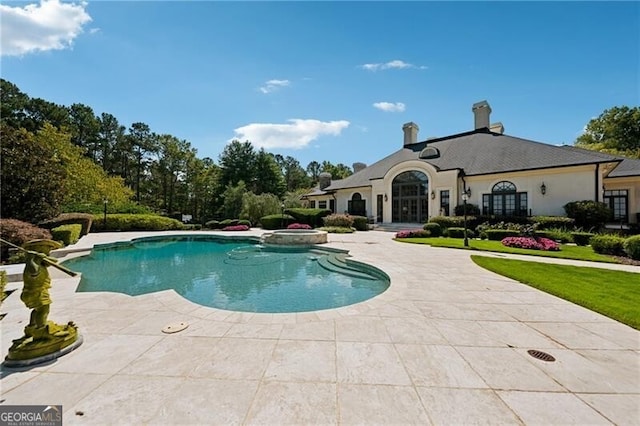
[{"x1": 63, "y1": 235, "x2": 389, "y2": 313}]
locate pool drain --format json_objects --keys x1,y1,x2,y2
[
  {"x1": 527, "y1": 349, "x2": 555, "y2": 362},
  {"x1": 162, "y1": 322, "x2": 189, "y2": 334}
]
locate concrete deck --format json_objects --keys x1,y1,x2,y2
[{"x1": 1, "y1": 230, "x2": 638, "y2": 425}]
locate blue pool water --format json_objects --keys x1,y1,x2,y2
[{"x1": 64, "y1": 236, "x2": 389, "y2": 313}]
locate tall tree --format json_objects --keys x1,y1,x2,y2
[
  {"x1": 575, "y1": 106, "x2": 640, "y2": 159},
  {"x1": 279, "y1": 156, "x2": 310, "y2": 191},
  {"x1": 128, "y1": 122, "x2": 158, "y2": 202},
  {"x1": 98, "y1": 112, "x2": 125, "y2": 173},
  {"x1": 219, "y1": 140, "x2": 257, "y2": 188},
  {"x1": 0, "y1": 79, "x2": 30, "y2": 128},
  {"x1": 321, "y1": 161, "x2": 352, "y2": 179},
  {"x1": 68, "y1": 103, "x2": 101, "y2": 161},
  {"x1": 254, "y1": 149, "x2": 286, "y2": 195},
  {"x1": 23, "y1": 97, "x2": 70, "y2": 132},
  {"x1": 306, "y1": 160, "x2": 321, "y2": 185}
]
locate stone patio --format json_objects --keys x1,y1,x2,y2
[{"x1": 1, "y1": 230, "x2": 638, "y2": 425}]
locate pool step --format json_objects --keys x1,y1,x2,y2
[{"x1": 316, "y1": 255, "x2": 376, "y2": 280}]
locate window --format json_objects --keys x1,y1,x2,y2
[
  {"x1": 482, "y1": 181, "x2": 528, "y2": 217},
  {"x1": 309, "y1": 200, "x2": 316, "y2": 208},
  {"x1": 391, "y1": 170, "x2": 429, "y2": 222},
  {"x1": 318, "y1": 200, "x2": 327, "y2": 209},
  {"x1": 440, "y1": 190, "x2": 450, "y2": 216},
  {"x1": 604, "y1": 189, "x2": 628, "y2": 222}
]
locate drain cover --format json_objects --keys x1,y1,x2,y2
[
  {"x1": 527, "y1": 349, "x2": 555, "y2": 362},
  {"x1": 162, "y1": 322, "x2": 189, "y2": 334}
]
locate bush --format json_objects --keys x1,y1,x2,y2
[
  {"x1": 590, "y1": 235, "x2": 626, "y2": 256},
  {"x1": 221, "y1": 225, "x2": 250, "y2": 231},
  {"x1": 536, "y1": 228, "x2": 573, "y2": 243},
  {"x1": 395, "y1": 229, "x2": 431, "y2": 238},
  {"x1": 259, "y1": 214, "x2": 296, "y2": 230},
  {"x1": 571, "y1": 232, "x2": 595, "y2": 246},
  {"x1": 623, "y1": 235, "x2": 640, "y2": 260},
  {"x1": 183, "y1": 224, "x2": 202, "y2": 231},
  {"x1": 530, "y1": 216, "x2": 575, "y2": 230},
  {"x1": 423, "y1": 222, "x2": 442, "y2": 237},
  {"x1": 564, "y1": 200, "x2": 612, "y2": 230},
  {"x1": 90, "y1": 214, "x2": 185, "y2": 232},
  {"x1": 220, "y1": 219, "x2": 239, "y2": 227},
  {"x1": 445, "y1": 227, "x2": 475, "y2": 239},
  {"x1": 501, "y1": 237, "x2": 560, "y2": 251},
  {"x1": 285, "y1": 208, "x2": 332, "y2": 228},
  {"x1": 240, "y1": 192, "x2": 282, "y2": 226},
  {"x1": 351, "y1": 216, "x2": 369, "y2": 231},
  {"x1": 0, "y1": 270, "x2": 6, "y2": 306},
  {"x1": 323, "y1": 214, "x2": 354, "y2": 228},
  {"x1": 288, "y1": 223, "x2": 312, "y2": 230},
  {"x1": 454, "y1": 203, "x2": 481, "y2": 216},
  {"x1": 485, "y1": 229, "x2": 521, "y2": 241},
  {"x1": 237, "y1": 219, "x2": 252, "y2": 227},
  {"x1": 317, "y1": 226, "x2": 354, "y2": 234},
  {"x1": 0, "y1": 219, "x2": 52, "y2": 261},
  {"x1": 428, "y1": 216, "x2": 467, "y2": 229},
  {"x1": 50, "y1": 224, "x2": 82, "y2": 246},
  {"x1": 39, "y1": 213, "x2": 93, "y2": 236},
  {"x1": 205, "y1": 220, "x2": 221, "y2": 229}
]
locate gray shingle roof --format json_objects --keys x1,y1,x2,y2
[
  {"x1": 321, "y1": 128, "x2": 625, "y2": 191},
  {"x1": 608, "y1": 157, "x2": 640, "y2": 177}
]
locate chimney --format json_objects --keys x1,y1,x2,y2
[
  {"x1": 353, "y1": 162, "x2": 367, "y2": 173},
  {"x1": 319, "y1": 172, "x2": 332, "y2": 190},
  {"x1": 489, "y1": 122, "x2": 504, "y2": 134},
  {"x1": 472, "y1": 100, "x2": 491, "y2": 129},
  {"x1": 402, "y1": 122, "x2": 419, "y2": 146}
]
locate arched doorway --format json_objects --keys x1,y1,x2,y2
[
  {"x1": 392, "y1": 171, "x2": 429, "y2": 222},
  {"x1": 348, "y1": 192, "x2": 366, "y2": 216}
]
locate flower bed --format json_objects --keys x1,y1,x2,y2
[
  {"x1": 395, "y1": 229, "x2": 431, "y2": 239},
  {"x1": 221, "y1": 225, "x2": 250, "y2": 231},
  {"x1": 501, "y1": 236, "x2": 559, "y2": 251},
  {"x1": 287, "y1": 223, "x2": 312, "y2": 230}
]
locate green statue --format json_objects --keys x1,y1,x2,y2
[{"x1": 4, "y1": 239, "x2": 81, "y2": 364}]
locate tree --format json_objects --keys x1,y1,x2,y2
[
  {"x1": 219, "y1": 140, "x2": 257, "y2": 188},
  {"x1": 306, "y1": 160, "x2": 321, "y2": 185},
  {"x1": 128, "y1": 122, "x2": 159, "y2": 202},
  {"x1": 0, "y1": 124, "x2": 67, "y2": 222},
  {"x1": 97, "y1": 112, "x2": 125, "y2": 173},
  {"x1": 219, "y1": 181, "x2": 247, "y2": 219},
  {"x1": 321, "y1": 161, "x2": 352, "y2": 179},
  {"x1": 254, "y1": 149, "x2": 286, "y2": 196},
  {"x1": 279, "y1": 156, "x2": 310, "y2": 191},
  {"x1": 575, "y1": 106, "x2": 640, "y2": 159},
  {"x1": 0, "y1": 79, "x2": 29, "y2": 128},
  {"x1": 68, "y1": 103, "x2": 101, "y2": 161}
]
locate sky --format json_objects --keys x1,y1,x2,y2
[{"x1": 1, "y1": 1, "x2": 638, "y2": 169}]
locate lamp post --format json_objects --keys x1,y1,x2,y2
[
  {"x1": 281, "y1": 203, "x2": 285, "y2": 229},
  {"x1": 462, "y1": 189, "x2": 469, "y2": 247},
  {"x1": 103, "y1": 198, "x2": 108, "y2": 229}
]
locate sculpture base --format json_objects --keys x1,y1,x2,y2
[{"x1": 4, "y1": 321, "x2": 82, "y2": 366}]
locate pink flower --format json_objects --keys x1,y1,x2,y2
[
  {"x1": 222, "y1": 225, "x2": 250, "y2": 231},
  {"x1": 501, "y1": 236, "x2": 559, "y2": 251},
  {"x1": 287, "y1": 223, "x2": 312, "y2": 230}
]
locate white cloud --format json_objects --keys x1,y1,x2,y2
[
  {"x1": 360, "y1": 59, "x2": 427, "y2": 71},
  {"x1": 259, "y1": 79, "x2": 290, "y2": 94},
  {"x1": 231, "y1": 119, "x2": 350, "y2": 149},
  {"x1": 0, "y1": 0, "x2": 92, "y2": 56},
  {"x1": 373, "y1": 102, "x2": 406, "y2": 112}
]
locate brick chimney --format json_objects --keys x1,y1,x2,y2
[
  {"x1": 472, "y1": 100, "x2": 491, "y2": 129},
  {"x1": 319, "y1": 172, "x2": 332, "y2": 190},
  {"x1": 353, "y1": 162, "x2": 367, "y2": 173},
  {"x1": 402, "y1": 122, "x2": 419, "y2": 146}
]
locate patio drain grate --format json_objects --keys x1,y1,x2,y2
[{"x1": 527, "y1": 349, "x2": 555, "y2": 362}]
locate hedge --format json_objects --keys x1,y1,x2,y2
[
  {"x1": 529, "y1": 216, "x2": 575, "y2": 230},
  {"x1": 571, "y1": 232, "x2": 595, "y2": 246},
  {"x1": 51, "y1": 224, "x2": 82, "y2": 246},
  {"x1": 91, "y1": 214, "x2": 185, "y2": 232},
  {"x1": 323, "y1": 214, "x2": 354, "y2": 228},
  {"x1": 485, "y1": 229, "x2": 521, "y2": 241},
  {"x1": 423, "y1": 222, "x2": 443, "y2": 237},
  {"x1": 446, "y1": 227, "x2": 476, "y2": 239},
  {"x1": 260, "y1": 214, "x2": 296, "y2": 230},
  {"x1": 0, "y1": 219, "x2": 52, "y2": 261},
  {"x1": 351, "y1": 216, "x2": 369, "y2": 231},
  {"x1": 284, "y1": 208, "x2": 332, "y2": 228},
  {"x1": 590, "y1": 235, "x2": 626, "y2": 256},
  {"x1": 623, "y1": 235, "x2": 640, "y2": 260}
]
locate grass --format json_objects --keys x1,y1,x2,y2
[
  {"x1": 471, "y1": 256, "x2": 640, "y2": 329},
  {"x1": 395, "y1": 237, "x2": 619, "y2": 263}
]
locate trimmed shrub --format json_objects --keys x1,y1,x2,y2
[
  {"x1": 0, "y1": 219, "x2": 52, "y2": 261},
  {"x1": 454, "y1": 203, "x2": 481, "y2": 216},
  {"x1": 485, "y1": 229, "x2": 521, "y2": 241},
  {"x1": 395, "y1": 229, "x2": 431, "y2": 239},
  {"x1": 318, "y1": 226, "x2": 354, "y2": 234},
  {"x1": 205, "y1": 220, "x2": 221, "y2": 229},
  {"x1": 501, "y1": 237, "x2": 560, "y2": 251},
  {"x1": 220, "y1": 219, "x2": 239, "y2": 227},
  {"x1": 351, "y1": 216, "x2": 369, "y2": 231},
  {"x1": 623, "y1": 235, "x2": 640, "y2": 260},
  {"x1": 564, "y1": 200, "x2": 612, "y2": 230},
  {"x1": 0, "y1": 270, "x2": 7, "y2": 305},
  {"x1": 428, "y1": 216, "x2": 467, "y2": 229},
  {"x1": 535, "y1": 228, "x2": 573, "y2": 243},
  {"x1": 423, "y1": 222, "x2": 442, "y2": 237},
  {"x1": 529, "y1": 216, "x2": 575, "y2": 230},
  {"x1": 323, "y1": 214, "x2": 354, "y2": 228},
  {"x1": 288, "y1": 223, "x2": 312, "y2": 230},
  {"x1": 237, "y1": 219, "x2": 252, "y2": 227},
  {"x1": 590, "y1": 235, "x2": 626, "y2": 256},
  {"x1": 571, "y1": 232, "x2": 595, "y2": 246},
  {"x1": 285, "y1": 208, "x2": 332, "y2": 228},
  {"x1": 51, "y1": 224, "x2": 82, "y2": 246},
  {"x1": 221, "y1": 225, "x2": 250, "y2": 231},
  {"x1": 259, "y1": 214, "x2": 296, "y2": 230},
  {"x1": 445, "y1": 227, "x2": 475, "y2": 239},
  {"x1": 183, "y1": 224, "x2": 202, "y2": 230},
  {"x1": 39, "y1": 213, "x2": 93, "y2": 236},
  {"x1": 90, "y1": 214, "x2": 185, "y2": 232}
]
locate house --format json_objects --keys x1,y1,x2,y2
[{"x1": 304, "y1": 101, "x2": 640, "y2": 225}]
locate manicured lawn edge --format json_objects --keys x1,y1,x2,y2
[
  {"x1": 395, "y1": 237, "x2": 619, "y2": 263},
  {"x1": 471, "y1": 255, "x2": 640, "y2": 330}
]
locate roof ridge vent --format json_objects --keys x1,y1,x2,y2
[{"x1": 490, "y1": 122, "x2": 504, "y2": 134}]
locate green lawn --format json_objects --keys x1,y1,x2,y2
[
  {"x1": 395, "y1": 237, "x2": 618, "y2": 263},
  {"x1": 471, "y1": 256, "x2": 640, "y2": 329}
]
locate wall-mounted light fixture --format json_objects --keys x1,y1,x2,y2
[
  {"x1": 430, "y1": 190, "x2": 436, "y2": 200},
  {"x1": 540, "y1": 182, "x2": 547, "y2": 195},
  {"x1": 384, "y1": 194, "x2": 388, "y2": 202}
]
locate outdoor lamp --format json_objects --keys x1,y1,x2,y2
[
  {"x1": 431, "y1": 190, "x2": 436, "y2": 200},
  {"x1": 540, "y1": 182, "x2": 547, "y2": 195}
]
